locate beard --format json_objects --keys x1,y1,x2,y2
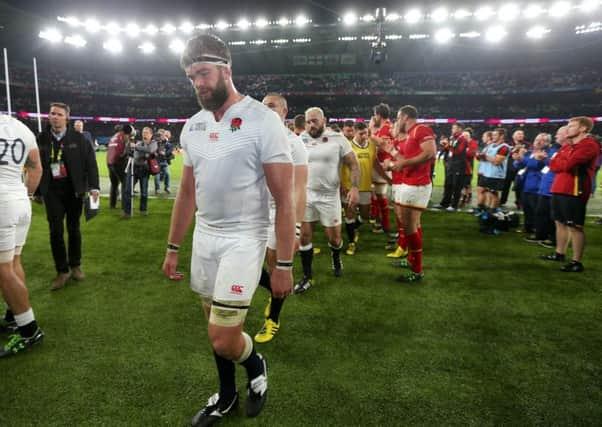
[
  {"x1": 308, "y1": 125, "x2": 324, "y2": 139},
  {"x1": 195, "y1": 73, "x2": 229, "y2": 112}
]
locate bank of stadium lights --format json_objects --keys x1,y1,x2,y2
[
  {"x1": 161, "y1": 23, "x2": 176, "y2": 34},
  {"x1": 579, "y1": 0, "x2": 600, "y2": 11},
  {"x1": 549, "y1": 1, "x2": 572, "y2": 17},
  {"x1": 125, "y1": 22, "x2": 140, "y2": 38},
  {"x1": 255, "y1": 18, "x2": 269, "y2": 28},
  {"x1": 342, "y1": 12, "x2": 358, "y2": 26},
  {"x1": 295, "y1": 15, "x2": 310, "y2": 27},
  {"x1": 474, "y1": 6, "x2": 495, "y2": 20},
  {"x1": 524, "y1": 4, "x2": 545, "y2": 18},
  {"x1": 385, "y1": 13, "x2": 401, "y2": 22},
  {"x1": 292, "y1": 38, "x2": 312, "y2": 43},
  {"x1": 228, "y1": 40, "x2": 247, "y2": 46},
  {"x1": 143, "y1": 24, "x2": 158, "y2": 36},
  {"x1": 39, "y1": 28, "x2": 63, "y2": 43},
  {"x1": 486, "y1": 25, "x2": 507, "y2": 42},
  {"x1": 215, "y1": 20, "x2": 230, "y2": 31},
  {"x1": 179, "y1": 22, "x2": 195, "y2": 34},
  {"x1": 64, "y1": 34, "x2": 87, "y2": 47},
  {"x1": 453, "y1": 9, "x2": 472, "y2": 19},
  {"x1": 431, "y1": 7, "x2": 449, "y2": 23},
  {"x1": 409, "y1": 34, "x2": 429, "y2": 39},
  {"x1": 249, "y1": 39, "x2": 267, "y2": 45},
  {"x1": 139, "y1": 41, "x2": 156, "y2": 54},
  {"x1": 169, "y1": 39, "x2": 185, "y2": 53},
  {"x1": 277, "y1": 17, "x2": 290, "y2": 27},
  {"x1": 499, "y1": 3, "x2": 520, "y2": 21},
  {"x1": 103, "y1": 39, "x2": 123, "y2": 54},
  {"x1": 197, "y1": 23, "x2": 212, "y2": 30},
  {"x1": 362, "y1": 35, "x2": 378, "y2": 40},
  {"x1": 405, "y1": 9, "x2": 423, "y2": 24},
  {"x1": 576, "y1": 21, "x2": 602, "y2": 33},
  {"x1": 361, "y1": 14, "x2": 376, "y2": 22},
  {"x1": 435, "y1": 28, "x2": 455, "y2": 43},
  {"x1": 460, "y1": 31, "x2": 481, "y2": 38},
  {"x1": 105, "y1": 22, "x2": 120, "y2": 34},
  {"x1": 526, "y1": 25, "x2": 551, "y2": 38},
  {"x1": 84, "y1": 18, "x2": 101, "y2": 33},
  {"x1": 271, "y1": 39, "x2": 288, "y2": 44},
  {"x1": 236, "y1": 19, "x2": 251, "y2": 30},
  {"x1": 338, "y1": 36, "x2": 357, "y2": 41},
  {"x1": 385, "y1": 34, "x2": 403, "y2": 40}
]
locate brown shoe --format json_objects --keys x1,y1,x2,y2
[
  {"x1": 51, "y1": 272, "x2": 71, "y2": 291},
  {"x1": 71, "y1": 267, "x2": 85, "y2": 281}
]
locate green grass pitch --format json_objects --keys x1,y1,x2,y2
[{"x1": 1, "y1": 195, "x2": 601, "y2": 426}]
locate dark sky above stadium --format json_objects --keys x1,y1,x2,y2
[{"x1": 3, "y1": 0, "x2": 413, "y2": 23}]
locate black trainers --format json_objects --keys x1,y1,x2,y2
[
  {"x1": 560, "y1": 261, "x2": 584, "y2": 273},
  {"x1": 0, "y1": 328, "x2": 44, "y2": 358},
  {"x1": 538, "y1": 239, "x2": 555, "y2": 249},
  {"x1": 246, "y1": 354, "x2": 268, "y2": 418},
  {"x1": 191, "y1": 392, "x2": 239, "y2": 427},
  {"x1": 333, "y1": 263, "x2": 343, "y2": 277},
  {"x1": 540, "y1": 253, "x2": 566, "y2": 262},
  {"x1": 293, "y1": 277, "x2": 312, "y2": 294},
  {"x1": 0, "y1": 318, "x2": 17, "y2": 335}
]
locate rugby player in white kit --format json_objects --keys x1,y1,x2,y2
[
  {"x1": 294, "y1": 107, "x2": 360, "y2": 294},
  {"x1": 161, "y1": 35, "x2": 295, "y2": 426},
  {"x1": 0, "y1": 115, "x2": 44, "y2": 357}
]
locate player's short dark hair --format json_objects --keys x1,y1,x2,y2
[
  {"x1": 493, "y1": 128, "x2": 506, "y2": 138},
  {"x1": 464, "y1": 127, "x2": 473, "y2": 137},
  {"x1": 399, "y1": 105, "x2": 418, "y2": 119},
  {"x1": 330, "y1": 123, "x2": 341, "y2": 133},
  {"x1": 180, "y1": 34, "x2": 232, "y2": 69},
  {"x1": 264, "y1": 92, "x2": 287, "y2": 109},
  {"x1": 354, "y1": 122, "x2": 368, "y2": 131},
  {"x1": 452, "y1": 122, "x2": 465, "y2": 129},
  {"x1": 373, "y1": 103, "x2": 390, "y2": 120},
  {"x1": 50, "y1": 102, "x2": 70, "y2": 116},
  {"x1": 121, "y1": 124, "x2": 133, "y2": 135},
  {"x1": 293, "y1": 114, "x2": 305, "y2": 129},
  {"x1": 343, "y1": 120, "x2": 355, "y2": 128}
]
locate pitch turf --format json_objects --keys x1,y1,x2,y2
[{"x1": 1, "y1": 200, "x2": 601, "y2": 426}]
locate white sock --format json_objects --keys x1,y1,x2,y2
[{"x1": 14, "y1": 308, "x2": 35, "y2": 327}]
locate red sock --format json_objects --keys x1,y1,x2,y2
[
  {"x1": 417, "y1": 227, "x2": 423, "y2": 241},
  {"x1": 407, "y1": 231, "x2": 423, "y2": 274},
  {"x1": 378, "y1": 197, "x2": 390, "y2": 232},
  {"x1": 397, "y1": 223, "x2": 407, "y2": 252},
  {"x1": 370, "y1": 194, "x2": 379, "y2": 220}
]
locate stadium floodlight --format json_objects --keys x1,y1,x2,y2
[
  {"x1": 161, "y1": 23, "x2": 176, "y2": 34},
  {"x1": 453, "y1": 9, "x2": 472, "y2": 19},
  {"x1": 169, "y1": 38, "x2": 185, "y2": 53},
  {"x1": 139, "y1": 41, "x2": 156, "y2": 54},
  {"x1": 435, "y1": 28, "x2": 455, "y2": 43},
  {"x1": 278, "y1": 17, "x2": 290, "y2": 26},
  {"x1": 143, "y1": 24, "x2": 158, "y2": 36},
  {"x1": 105, "y1": 22, "x2": 121, "y2": 34},
  {"x1": 39, "y1": 28, "x2": 63, "y2": 43},
  {"x1": 362, "y1": 14, "x2": 375, "y2": 22},
  {"x1": 575, "y1": 21, "x2": 602, "y2": 33},
  {"x1": 524, "y1": 4, "x2": 545, "y2": 18},
  {"x1": 474, "y1": 6, "x2": 495, "y2": 20},
  {"x1": 526, "y1": 25, "x2": 551, "y2": 38},
  {"x1": 215, "y1": 20, "x2": 229, "y2": 30},
  {"x1": 498, "y1": 3, "x2": 520, "y2": 21},
  {"x1": 236, "y1": 18, "x2": 251, "y2": 30},
  {"x1": 84, "y1": 18, "x2": 101, "y2": 33},
  {"x1": 62, "y1": 16, "x2": 81, "y2": 27},
  {"x1": 249, "y1": 39, "x2": 267, "y2": 45},
  {"x1": 386, "y1": 12, "x2": 401, "y2": 22},
  {"x1": 255, "y1": 17, "x2": 269, "y2": 28},
  {"x1": 431, "y1": 7, "x2": 449, "y2": 22},
  {"x1": 229, "y1": 41, "x2": 247, "y2": 46},
  {"x1": 125, "y1": 22, "x2": 140, "y2": 37},
  {"x1": 180, "y1": 22, "x2": 195, "y2": 34},
  {"x1": 405, "y1": 9, "x2": 423, "y2": 23},
  {"x1": 459, "y1": 31, "x2": 481, "y2": 38},
  {"x1": 385, "y1": 34, "x2": 403, "y2": 40},
  {"x1": 486, "y1": 25, "x2": 507, "y2": 42},
  {"x1": 549, "y1": 1, "x2": 572, "y2": 17},
  {"x1": 103, "y1": 39, "x2": 123, "y2": 54},
  {"x1": 64, "y1": 34, "x2": 87, "y2": 47},
  {"x1": 295, "y1": 15, "x2": 310, "y2": 27},
  {"x1": 197, "y1": 23, "x2": 212, "y2": 30},
  {"x1": 292, "y1": 38, "x2": 311, "y2": 43},
  {"x1": 579, "y1": 0, "x2": 600, "y2": 12},
  {"x1": 409, "y1": 33, "x2": 429, "y2": 39},
  {"x1": 361, "y1": 35, "x2": 378, "y2": 40},
  {"x1": 338, "y1": 36, "x2": 357, "y2": 41},
  {"x1": 271, "y1": 39, "x2": 288, "y2": 44},
  {"x1": 342, "y1": 12, "x2": 358, "y2": 26}
]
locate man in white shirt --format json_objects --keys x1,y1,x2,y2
[
  {"x1": 294, "y1": 107, "x2": 360, "y2": 294},
  {"x1": 161, "y1": 35, "x2": 295, "y2": 426},
  {"x1": 0, "y1": 115, "x2": 44, "y2": 357}
]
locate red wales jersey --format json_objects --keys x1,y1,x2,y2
[
  {"x1": 402, "y1": 123, "x2": 435, "y2": 186},
  {"x1": 392, "y1": 138, "x2": 406, "y2": 184}
]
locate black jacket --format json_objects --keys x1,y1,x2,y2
[{"x1": 37, "y1": 125, "x2": 100, "y2": 196}]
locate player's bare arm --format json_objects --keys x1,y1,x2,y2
[
  {"x1": 162, "y1": 165, "x2": 196, "y2": 281},
  {"x1": 23, "y1": 148, "x2": 42, "y2": 195},
  {"x1": 342, "y1": 151, "x2": 360, "y2": 206},
  {"x1": 392, "y1": 138, "x2": 436, "y2": 171},
  {"x1": 265, "y1": 162, "x2": 295, "y2": 298}
]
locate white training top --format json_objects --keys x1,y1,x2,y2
[
  {"x1": 301, "y1": 129, "x2": 352, "y2": 193},
  {"x1": 180, "y1": 96, "x2": 292, "y2": 239},
  {"x1": 0, "y1": 115, "x2": 38, "y2": 201}
]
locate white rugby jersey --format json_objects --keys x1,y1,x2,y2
[
  {"x1": 0, "y1": 115, "x2": 38, "y2": 201},
  {"x1": 180, "y1": 96, "x2": 291, "y2": 238},
  {"x1": 301, "y1": 129, "x2": 352, "y2": 192}
]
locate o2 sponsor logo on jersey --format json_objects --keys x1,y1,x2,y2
[
  {"x1": 231, "y1": 284, "x2": 244, "y2": 295},
  {"x1": 209, "y1": 132, "x2": 220, "y2": 142},
  {"x1": 189, "y1": 122, "x2": 207, "y2": 132}
]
